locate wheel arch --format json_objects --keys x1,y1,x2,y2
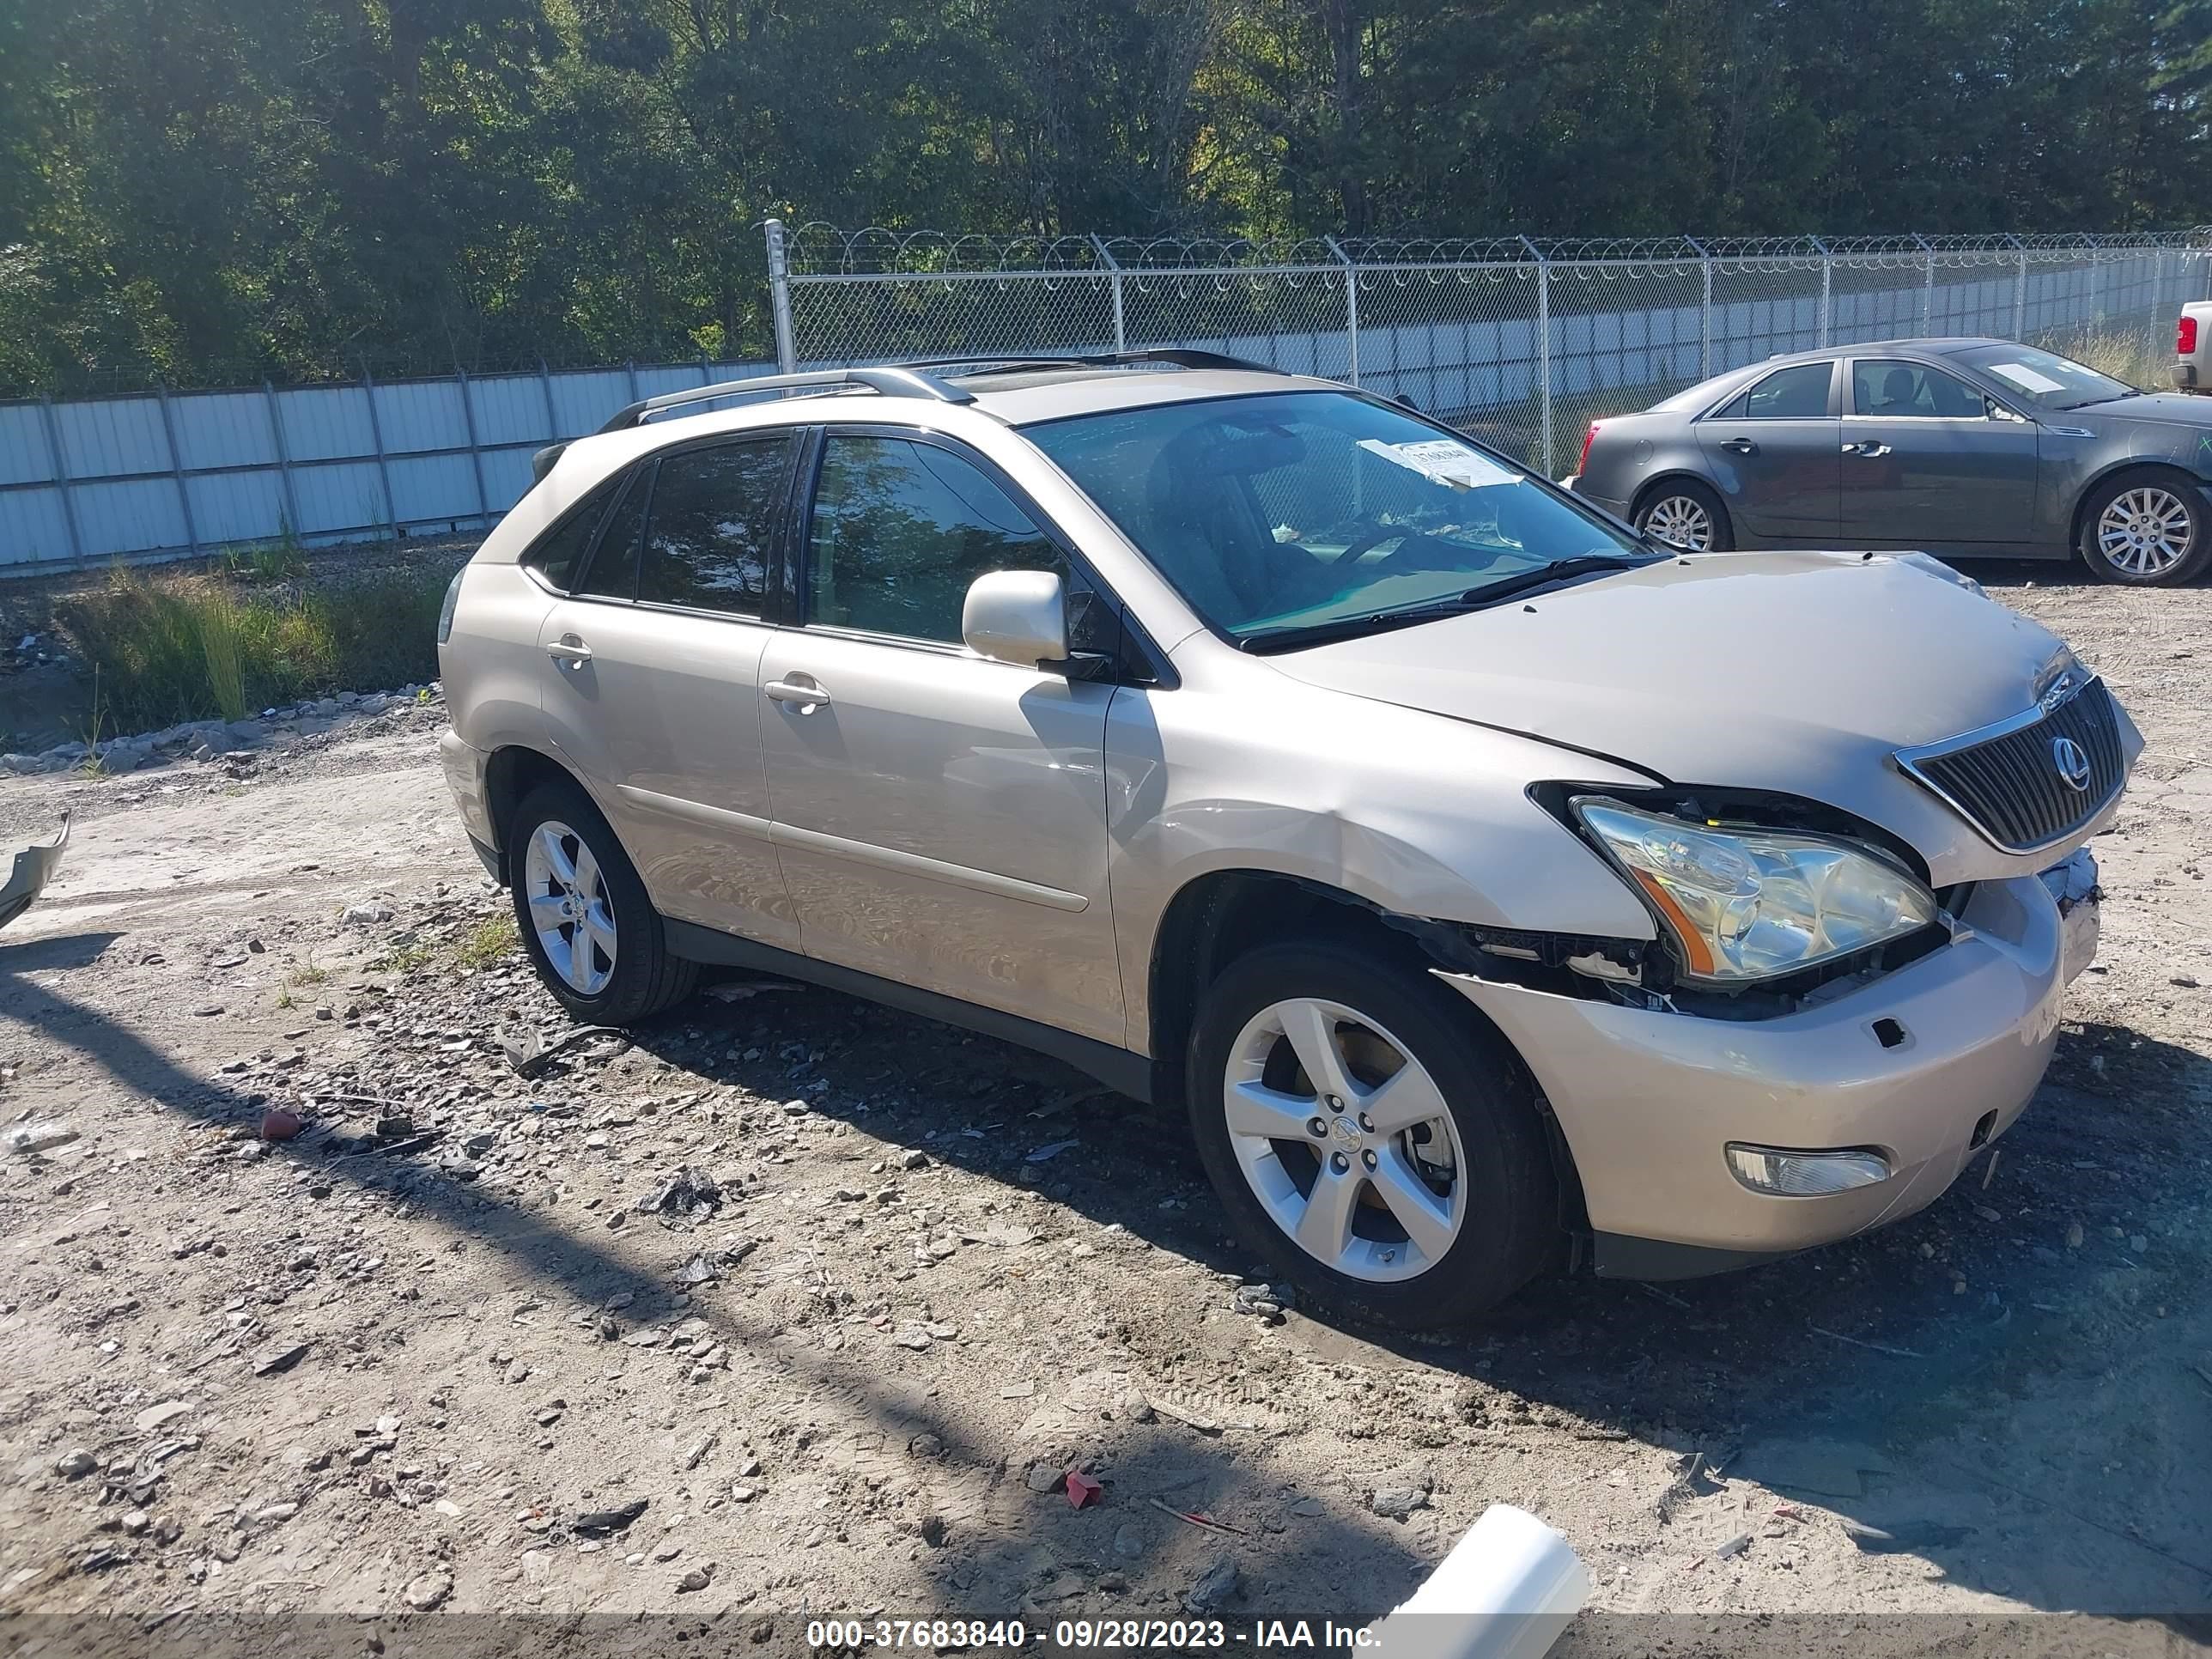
[
  {"x1": 1629, "y1": 468, "x2": 1727, "y2": 522},
  {"x1": 2067, "y1": 459, "x2": 2212, "y2": 560},
  {"x1": 482, "y1": 744, "x2": 590, "y2": 885},
  {"x1": 1142, "y1": 866, "x2": 1589, "y2": 1237}
]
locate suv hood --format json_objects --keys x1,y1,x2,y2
[{"x1": 1266, "y1": 551, "x2": 2106, "y2": 882}]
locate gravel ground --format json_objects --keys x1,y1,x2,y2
[{"x1": 0, "y1": 567, "x2": 2207, "y2": 1657}]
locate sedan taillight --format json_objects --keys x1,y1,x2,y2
[{"x1": 1577, "y1": 420, "x2": 1602, "y2": 475}]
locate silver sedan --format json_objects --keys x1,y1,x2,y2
[{"x1": 1571, "y1": 337, "x2": 2212, "y2": 585}]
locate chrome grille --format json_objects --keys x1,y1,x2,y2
[{"x1": 1897, "y1": 678, "x2": 2125, "y2": 854}]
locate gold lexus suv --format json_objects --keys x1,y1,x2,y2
[{"x1": 435, "y1": 353, "x2": 2131, "y2": 1328}]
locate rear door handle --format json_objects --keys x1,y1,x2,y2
[
  {"x1": 1842, "y1": 442, "x2": 1893, "y2": 458},
  {"x1": 545, "y1": 637, "x2": 592, "y2": 667},
  {"x1": 1719, "y1": 437, "x2": 1759, "y2": 455},
  {"x1": 765, "y1": 678, "x2": 830, "y2": 711}
]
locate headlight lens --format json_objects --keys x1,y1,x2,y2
[{"x1": 1571, "y1": 798, "x2": 1937, "y2": 983}]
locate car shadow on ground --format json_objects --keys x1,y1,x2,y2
[
  {"x1": 616, "y1": 974, "x2": 2212, "y2": 1626},
  {"x1": 0, "y1": 933, "x2": 1427, "y2": 1632}
]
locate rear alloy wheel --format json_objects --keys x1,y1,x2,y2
[
  {"x1": 1187, "y1": 941, "x2": 1558, "y2": 1329},
  {"x1": 506, "y1": 779, "x2": 697, "y2": 1024},
  {"x1": 2079, "y1": 476, "x2": 2209, "y2": 585},
  {"x1": 1635, "y1": 481, "x2": 1733, "y2": 552}
]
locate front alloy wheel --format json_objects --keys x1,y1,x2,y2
[
  {"x1": 2094, "y1": 486, "x2": 2193, "y2": 580},
  {"x1": 1224, "y1": 997, "x2": 1468, "y2": 1282},
  {"x1": 1187, "y1": 940, "x2": 1558, "y2": 1329}
]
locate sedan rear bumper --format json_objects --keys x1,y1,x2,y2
[{"x1": 1437, "y1": 864, "x2": 2087, "y2": 1274}]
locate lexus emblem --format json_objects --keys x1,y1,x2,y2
[{"x1": 2051, "y1": 735, "x2": 2093, "y2": 794}]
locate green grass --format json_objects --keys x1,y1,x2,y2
[
  {"x1": 2052, "y1": 327, "x2": 2166, "y2": 390},
  {"x1": 54, "y1": 566, "x2": 448, "y2": 731},
  {"x1": 453, "y1": 914, "x2": 518, "y2": 972},
  {"x1": 218, "y1": 525, "x2": 309, "y2": 586}
]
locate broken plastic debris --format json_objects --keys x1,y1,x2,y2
[
  {"x1": 0, "y1": 812, "x2": 70, "y2": 933},
  {"x1": 1066, "y1": 1470, "x2": 1103, "y2": 1509}
]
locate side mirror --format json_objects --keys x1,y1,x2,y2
[{"x1": 962, "y1": 569, "x2": 1067, "y2": 669}]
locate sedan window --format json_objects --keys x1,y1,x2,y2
[
  {"x1": 1715, "y1": 361, "x2": 1832, "y2": 420},
  {"x1": 1852, "y1": 360, "x2": 1986, "y2": 419}
]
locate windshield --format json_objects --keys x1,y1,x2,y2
[
  {"x1": 1952, "y1": 343, "x2": 2136, "y2": 411},
  {"x1": 1022, "y1": 391, "x2": 1654, "y2": 646}
]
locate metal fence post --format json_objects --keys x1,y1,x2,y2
[
  {"x1": 1092, "y1": 235, "x2": 1127, "y2": 354},
  {"x1": 35, "y1": 396, "x2": 86, "y2": 565},
  {"x1": 2009, "y1": 235, "x2": 2027, "y2": 339},
  {"x1": 538, "y1": 357, "x2": 561, "y2": 441},
  {"x1": 765, "y1": 218, "x2": 799, "y2": 374},
  {"x1": 1686, "y1": 235, "x2": 1713, "y2": 379},
  {"x1": 262, "y1": 379, "x2": 303, "y2": 540},
  {"x1": 454, "y1": 364, "x2": 493, "y2": 528},
  {"x1": 1520, "y1": 236, "x2": 1551, "y2": 473},
  {"x1": 155, "y1": 382, "x2": 201, "y2": 558},
  {"x1": 1811, "y1": 237, "x2": 1831, "y2": 346},
  {"x1": 1325, "y1": 236, "x2": 1360, "y2": 386},
  {"x1": 2088, "y1": 234, "x2": 2105, "y2": 323},
  {"x1": 1911, "y1": 234, "x2": 1935, "y2": 331},
  {"x1": 356, "y1": 362, "x2": 398, "y2": 540}
]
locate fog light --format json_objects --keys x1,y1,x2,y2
[{"x1": 1724, "y1": 1144, "x2": 1892, "y2": 1196}]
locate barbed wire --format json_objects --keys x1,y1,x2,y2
[{"x1": 787, "y1": 223, "x2": 2212, "y2": 279}]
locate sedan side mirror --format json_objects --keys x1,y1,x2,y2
[{"x1": 963, "y1": 569, "x2": 1068, "y2": 669}]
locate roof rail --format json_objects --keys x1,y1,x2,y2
[
  {"x1": 900, "y1": 348, "x2": 1278, "y2": 376},
  {"x1": 597, "y1": 365, "x2": 975, "y2": 434}
]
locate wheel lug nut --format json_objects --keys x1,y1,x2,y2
[
  {"x1": 1307, "y1": 1118, "x2": 1328, "y2": 1138},
  {"x1": 1324, "y1": 1096, "x2": 1343, "y2": 1110},
  {"x1": 1330, "y1": 1152, "x2": 1349, "y2": 1174},
  {"x1": 1358, "y1": 1113, "x2": 1373, "y2": 1133},
  {"x1": 1362, "y1": 1149, "x2": 1377, "y2": 1170}
]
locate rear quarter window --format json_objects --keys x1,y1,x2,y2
[{"x1": 520, "y1": 476, "x2": 623, "y2": 591}]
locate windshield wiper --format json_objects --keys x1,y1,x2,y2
[
  {"x1": 1455, "y1": 552, "x2": 1649, "y2": 608},
  {"x1": 1237, "y1": 553, "x2": 1647, "y2": 653},
  {"x1": 1237, "y1": 599, "x2": 1479, "y2": 653}
]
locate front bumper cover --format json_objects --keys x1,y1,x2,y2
[{"x1": 1439, "y1": 856, "x2": 2094, "y2": 1274}]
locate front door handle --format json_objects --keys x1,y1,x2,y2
[
  {"x1": 1719, "y1": 437, "x2": 1759, "y2": 455},
  {"x1": 545, "y1": 636, "x2": 592, "y2": 668},
  {"x1": 1841, "y1": 441, "x2": 1893, "y2": 458},
  {"x1": 765, "y1": 677, "x2": 830, "y2": 712}
]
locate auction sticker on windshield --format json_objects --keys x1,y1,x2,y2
[
  {"x1": 1984, "y1": 362, "x2": 2066, "y2": 394},
  {"x1": 1357, "y1": 437, "x2": 1522, "y2": 491}
]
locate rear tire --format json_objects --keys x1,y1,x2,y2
[
  {"x1": 506, "y1": 778, "x2": 697, "y2": 1025},
  {"x1": 1186, "y1": 940, "x2": 1558, "y2": 1330},
  {"x1": 2076, "y1": 471, "x2": 2210, "y2": 586},
  {"x1": 1634, "y1": 479, "x2": 1733, "y2": 551}
]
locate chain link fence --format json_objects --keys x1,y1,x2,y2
[{"x1": 777, "y1": 225, "x2": 2212, "y2": 477}]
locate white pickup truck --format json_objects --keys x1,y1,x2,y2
[{"x1": 2179, "y1": 299, "x2": 2212, "y2": 392}]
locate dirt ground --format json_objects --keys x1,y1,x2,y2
[{"x1": 0, "y1": 564, "x2": 2208, "y2": 1658}]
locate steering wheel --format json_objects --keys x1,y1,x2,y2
[{"x1": 1319, "y1": 525, "x2": 1409, "y2": 566}]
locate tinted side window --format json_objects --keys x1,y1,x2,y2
[
  {"x1": 520, "y1": 477, "x2": 619, "y2": 590},
  {"x1": 575, "y1": 466, "x2": 651, "y2": 600},
  {"x1": 1854, "y1": 360, "x2": 1984, "y2": 418},
  {"x1": 805, "y1": 436, "x2": 1064, "y2": 643},
  {"x1": 637, "y1": 439, "x2": 793, "y2": 617},
  {"x1": 1718, "y1": 362, "x2": 1832, "y2": 419}
]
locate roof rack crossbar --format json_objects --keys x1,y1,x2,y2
[{"x1": 597, "y1": 365, "x2": 974, "y2": 433}]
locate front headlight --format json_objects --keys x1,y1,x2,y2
[{"x1": 1571, "y1": 798, "x2": 1937, "y2": 984}]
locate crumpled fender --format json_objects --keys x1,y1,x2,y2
[{"x1": 0, "y1": 812, "x2": 70, "y2": 932}]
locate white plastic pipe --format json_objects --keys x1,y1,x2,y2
[{"x1": 1365, "y1": 1504, "x2": 1590, "y2": 1659}]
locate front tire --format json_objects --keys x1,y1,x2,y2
[
  {"x1": 1186, "y1": 940, "x2": 1559, "y2": 1330},
  {"x1": 507, "y1": 779, "x2": 698, "y2": 1024},
  {"x1": 1635, "y1": 479, "x2": 1733, "y2": 551},
  {"x1": 2076, "y1": 472, "x2": 2210, "y2": 585}
]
